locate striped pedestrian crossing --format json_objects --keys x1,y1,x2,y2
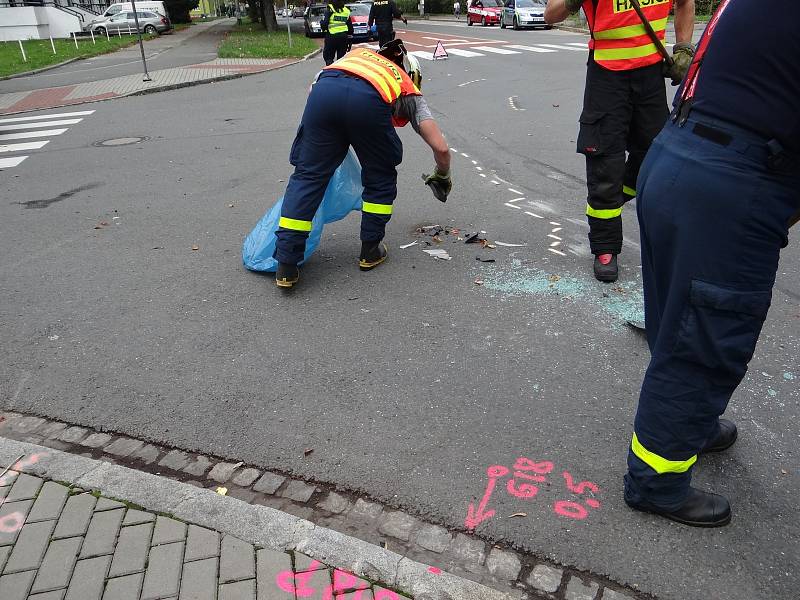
[
  {"x1": 407, "y1": 42, "x2": 586, "y2": 61},
  {"x1": 0, "y1": 109, "x2": 93, "y2": 170}
]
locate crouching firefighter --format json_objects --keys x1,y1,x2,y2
[{"x1": 273, "y1": 40, "x2": 452, "y2": 289}]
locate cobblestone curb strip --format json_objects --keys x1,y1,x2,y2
[
  {"x1": 0, "y1": 413, "x2": 644, "y2": 600},
  {"x1": 0, "y1": 437, "x2": 519, "y2": 600}
]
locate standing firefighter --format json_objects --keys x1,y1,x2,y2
[
  {"x1": 545, "y1": 0, "x2": 695, "y2": 282},
  {"x1": 368, "y1": 0, "x2": 407, "y2": 48},
  {"x1": 625, "y1": 0, "x2": 800, "y2": 527},
  {"x1": 322, "y1": 0, "x2": 353, "y2": 66},
  {"x1": 274, "y1": 40, "x2": 452, "y2": 288}
]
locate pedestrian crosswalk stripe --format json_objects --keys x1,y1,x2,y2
[
  {"x1": 0, "y1": 128, "x2": 68, "y2": 142},
  {"x1": 0, "y1": 156, "x2": 28, "y2": 169},
  {"x1": 0, "y1": 140, "x2": 49, "y2": 153},
  {"x1": 0, "y1": 110, "x2": 94, "y2": 125},
  {"x1": 536, "y1": 43, "x2": 587, "y2": 51},
  {"x1": 566, "y1": 42, "x2": 588, "y2": 47},
  {"x1": 505, "y1": 44, "x2": 557, "y2": 53},
  {"x1": 0, "y1": 118, "x2": 83, "y2": 132},
  {"x1": 471, "y1": 46, "x2": 520, "y2": 54},
  {"x1": 410, "y1": 51, "x2": 435, "y2": 60},
  {"x1": 446, "y1": 48, "x2": 485, "y2": 57}
]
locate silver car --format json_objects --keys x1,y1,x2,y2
[{"x1": 87, "y1": 10, "x2": 171, "y2": 36}]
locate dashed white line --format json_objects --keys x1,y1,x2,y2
[
  {"x1": 507, "y1": 197, "x2": 526, "y2": 203},
  {"x1": 491, "y1": 180, "x2": 500, "y2": 185},
  {"x1": 508, "y1": 188, "x2": 523, "y2": 195},
  {"x1": 525, "y1": 211, "x2": 544, "y2": 218},
  {"x1": 549, "y1": 221, "x2": 561, "y2": 226},
  {"x1": 549, "y1": 248, "x2": 567, "y2": 256},
  {"x1": 549, "y1": 241, "x2": 562, "y2": 247},
  {"x1": 471, "y1": 160, "x2": 477, "y2": 164},
  {"x1": 461, "y1": 152, "x2": 470, "y2": 158},
  {"x1": 479, "y1": 173, "x2": 487, "y2": 178},
  {"x1": 457, "y1": 78, "x2": 486, "y2": 87},
  {"x1": 551, "y1": 227, "x2": 562, "y2": 233},
  {"x1": 548, "y1": 234, "x2": 562, "y2": 241},
  {"x1": 475, "y1": 166, "x2": 483, "y2": 171},
  {"x1": 505, "y1": 203, "x2": 522, "y2": 209}
]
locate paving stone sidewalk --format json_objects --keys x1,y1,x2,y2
[{"x1": 0, "y1": 469, "x2": 408, "y2": 600}]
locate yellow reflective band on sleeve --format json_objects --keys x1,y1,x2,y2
[
  {"x1": 594, "y1": 42, "x2": 659, "y2": 62},
  {"x1": 361, "y1": 201, "x2": 393, "y2": 215},
  {"x1": 279, "y1": 216, "x2": 313, "y2": 232},
  {"x1": 631, "y1": 433, "x2": 697, "y2": 475},
  {"x1": 593, "y1": 17, "x2": 667, "y2": 40},
  {"x1": 623, "y1": 185, "x2": 637, "y2": 197},
  {"x1": 586, "y1": 204, "x2": 622, "y2": 219}
]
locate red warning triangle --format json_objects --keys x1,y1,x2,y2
[{"x1": 433, "y1": 41, "x2": 448, "y2": 60}]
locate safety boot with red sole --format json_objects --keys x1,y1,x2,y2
[{"x1": 593, "y1": 253, "x2": 618, "y2": 282}]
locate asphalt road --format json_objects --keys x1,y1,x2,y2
[{"x1": 1, "y1": 20, "x2": 798, "y2": 600}]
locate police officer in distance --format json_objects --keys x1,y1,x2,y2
[
  {"x1": 273, "y1": 40, "x2": 452, "y2": 288},
  {"x1": 545, "y1": 0, "x2": 695, "y2": 283},
  {"x1": 321, "y1": 0, "x2": 353, "y2": 66},
  {"x1": 368, "y1": 0, "x2": 407, "y2": 49},
  {"x1": 625, "y1": 0, "x2": 800, "y2": 527}
]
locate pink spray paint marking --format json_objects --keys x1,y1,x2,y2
[
  {"x1": 275, "y1": 560, "x2": 322, "y2": 597},
  {"x1": 428, "y1": 566, "x2": 442, "y2": 575},
  {"x1": 465, "y1": 457, "x2": 601, "y2": 527},
  {"x1": 374, "y1": 591, "x2": 401, "y2": 600},
  {"x1": 465, "y1": 465, "x2": 508, "y2": 530},
  {"x1": 0, "y1": 512, "x2": 25, "y2": 534},
  {"x1": 0, "y1": 452, "x2": 47, "y2": 487}
]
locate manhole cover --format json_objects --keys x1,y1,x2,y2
[{"x1": 94, "y1": 136, "x2": 147, "y2": 147}]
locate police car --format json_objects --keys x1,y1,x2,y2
[
  {"x1": 346, "y1": 2, "x2": 376, "y2": 42},
  {"x1": 467, "y1": 0, "x2": 503, "y2": 26},
  {"x1": 500, "y1": 0, "x2": 549, "y2": 29},
  {"x1": 304, "y1": 4, "x2": 327, "y2": 37}
]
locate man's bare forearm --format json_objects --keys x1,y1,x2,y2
[
  {"x1": 418, "y1": 119, "x2": 450, "y2": 174},
  {"x1": 544, "y1": 0, "x2": 572, "y2": 24},
  {"x1": 673, "y1": 0, "x2": 695, "y2": 44}
]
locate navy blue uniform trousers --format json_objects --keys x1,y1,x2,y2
[
  {"x1": 274, "y1": 70, "x2": 403, "y2": 266},
  {"x1": 625, "y1": 115, "x2": 800, "y2": 509}
]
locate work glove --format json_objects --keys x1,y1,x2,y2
[
  {"x1": 402, "y1": 17, "x2": 408, "y2": 24},
  {"x1": 423, "y1": 168, "x2": 452, "y2": 203},
  {"x1": 665, "y1": 42, "x2": 695, "y2": 86},
  {"x1": 564, "y1": 0, "x2": 583, "y2": 13},
  {"x1": 346, "y1": 36, "x2": 352, "y2": 52}
]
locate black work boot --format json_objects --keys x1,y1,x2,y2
[
  {"x1": 359, "y1": 241, "x2": 387, "y2": 271},
  {"x1": 593, "y1": 253, "x2": 618, "y2": 282},
  {"x1": 275, "y1": 263, "x2": 299, "y2": 288},
  {"x1": 700, "y1": 419, "x2": 738, "y2": 454},
  {"x1": 626, "y1": 487, "x2": 731, "y2": 527}
]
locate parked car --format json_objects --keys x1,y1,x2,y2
[
  {"x1": 86, "y1": 10, "x2": 171, "y2": 35},
  {"x1": 91, "y1": 1, "x2": 168, "y2": 21},
  {"x1": 500, "y1": 0, "x2": 548, "y2": 29},
  {"x1": 467, "y1": 0, "x2": 502, "y2": 26},
  {"x1": 304, "y1": 4, "x2": 327, "y2": 37},
  {"x1": 291, "y1": 4, "x2": 306, "y2": 17},
  {"x1": 346, "y1": 3, "x2": 375, "y2": 43}
]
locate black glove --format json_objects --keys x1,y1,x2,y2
[
  {"x1": 346, "y1": 36, "x2": 352, "y2": 52},
  {"x1": 402, "y1": 17, "x2": 408, "y2": 24},
  {"x1": 422, "y1": 169, "x2": 452, "y2": 203}
]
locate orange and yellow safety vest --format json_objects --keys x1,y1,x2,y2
[
  {"x1": 583, "y1": 0, "x2": 672, "y2": 71},
  {"x1": 324, "y1": 49, "x2": 420, "y2": 104}
]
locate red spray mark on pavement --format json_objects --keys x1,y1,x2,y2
[
  {"x1": 465, "y1": 465, "x2": 508, "y2": 529},
  {"x1": 428, "y1": 567, "x2": 442, "y2": 575}
]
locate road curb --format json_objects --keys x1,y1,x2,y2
[
  {"x1": 0, "y1": 57, "x2": 84, "y2": 82},
  {"x1": 0, "y1": 436, "x2": 519, "y2": 600}
]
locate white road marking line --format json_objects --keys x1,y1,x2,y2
[
  {"x1": 491, "y1": 180, "x2": 500, "y2": 185},
  {"x1": 472, "y1": 46, "x2": 520, "y2": 55},
  {"x1": 0, "y1": 140, "x2": 49, "y2": 153},
  {"x1": 471, "y1": 160, "x2": 478, "y2": 164},
  {"x1": 457, "y1": 78, "x2": 486, "y2": 87},
  {"x1": 549, "y1": 221, "x2": 561, "y2": 226},
  {"x1": 548, "y1": 234, "x2": 562, "y2": 241},
  {"x1": 479, "y1": 173, "x2": 487, "y2": 178},
  {"x1": 475, "y1": 166, "x2": 482, "y2": 171},
  {"x1": 504, "y1": 44, "x2": 557, "y2": 53},
  {"x1": 507, "y1": 197, "x2": 525, "y2": 203},
  {"x1": 505, "y1": 203, "x2": 522, "y2": 209},
  {"x1": 566, "y1": 42, "x2": 588, "y2": 47},
  {"x1": 0, "y1": 128, "x2": 68, "y2": 141},
  {"x1": 549, "y1": 248, "x2": 567, "y2": 256},
  {"x1": 0, "y1": 110, "x2": 94, "y2": 125},
  {"x1": 550, "y1": 241, "x2": 561, "y2": 247},
  {"x1": 410, "y1": 51, "x2": 435, "y2": 60},
  {"x1": 525, "y1": 211, "x2": 544, "y2": 218},
  {"x1": 461, "y1": 152, "x2": 469, "y2": 157},
  {"x1": 450, "y1": 147, "x2": 458, "y2": 153},
  {"x1": 446, "y1": 48, "x2": 485, "y2": 57},
  {"x1": 0, "y1": 118, "x2": 82, "y2": 132},
  {"x1": 537, "y1": 43, "x2": 587, "y2": 51},
  {"x1": 0, "y1": 156, "x2": 28, "y2": 168},
  {"x1": 508, "y1": 188, "x2": 522, "y2": 194}
]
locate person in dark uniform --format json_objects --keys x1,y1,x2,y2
[
  {"x1": 545, "y1": 0, "x2": 695, "y2": 282},
  {"x1": 273, "y1": 41, "x2": 452, "y2": 288},
  {"x1": 624, "y1": 0, "x2": 800, "y2": 527},
  {"x1": 368, "y1": 0, "x2": 407, "y2": 49},
  {"x1": 321, "y1": 0, "x2": 353, "y2": 65}
]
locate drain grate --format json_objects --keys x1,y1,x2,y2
[{"x1": 94, "y1": 136, "x2": 148, "y2": 147}]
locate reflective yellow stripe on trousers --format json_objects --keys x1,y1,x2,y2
[
  {"x1": 279, "y1": 217, "x2": 313, "y2": 231},
  {"x1": 362, "y1": 201, "x2": 393, "y2": 215},
  {"x1": 586, "y1": 204, "x2": 622, "y2": 219},
  {"x1": 631, "y1": 433, "x2": 697, "y2": 475}
]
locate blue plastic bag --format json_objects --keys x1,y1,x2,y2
[{"x1": 242, "y1": 150, "x2": 363, "y2": 272}]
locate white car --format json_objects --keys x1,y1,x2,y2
[{"x1": 500, "y1": 0, "x2": 550, "y2": 30}]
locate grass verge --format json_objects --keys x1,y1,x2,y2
[
  {"x1": 218, "y1": 21, "x2": 318, "y2": 59},
  {"x1": 0, "y1": 35, "x2": 152, "y2": 78}
]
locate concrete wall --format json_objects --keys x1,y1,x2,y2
[{"x1": 0, "y1": 6, "x2": 82, "y2": 40}]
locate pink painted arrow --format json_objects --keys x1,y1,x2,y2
[{"x1": 465, "y1": 465, "x2": 509, "y2": 530}]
